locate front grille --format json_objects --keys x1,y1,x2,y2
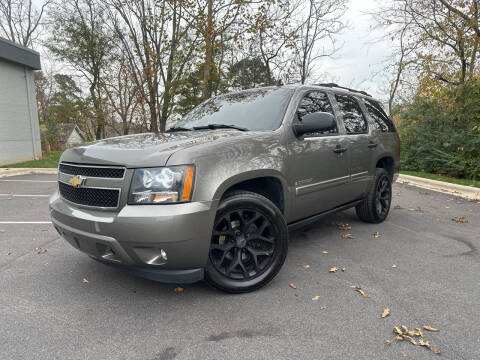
[
  {"x1": 59, "y1": 181, "x2": 120, "y2": 208},
  {"x1": 59, "y1": 163, "x2": 125, "y2": 178}
]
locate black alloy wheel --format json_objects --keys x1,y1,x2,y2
[
  {"x1": 375, "y1": 175, "x2": 391, "y2": 217},
  {"x1": 356, "y1": 168, "x2": 392, "y2": 223},
  {"x1": 205, "y1": 191, "x2": 288, "y2": 293}
]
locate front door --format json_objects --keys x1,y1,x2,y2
[{"x1": 286, "y1": 91, "x2": 351, "y2": 222}]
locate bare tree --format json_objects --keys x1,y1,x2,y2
[
  {"x1": 294, "y1": 0, "x2": 347, "y2": 84},
  {"x1": 0, "y1": 0, "x2": 51, "y2": 47},
  {"x1": 108, "y1": 0, "x2": 199, "y2": 133}
]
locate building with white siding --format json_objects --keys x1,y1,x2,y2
[{"x1": 0, "y1": 37, "x2": 42, "y2": 166}]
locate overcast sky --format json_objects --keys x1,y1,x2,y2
[{"x1": 315, "y1": 0, "x2": 393, "y2": 100}]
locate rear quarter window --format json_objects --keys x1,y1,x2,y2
[{"x1": 364, "y1": 99, "x2": 396, "y2": 132}]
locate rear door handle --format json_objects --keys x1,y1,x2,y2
[
  {"x1": 333, "y1": 146, "x2": 348, "y2": 154},
  {"x1": 368, "y1": 142, "x2": 378, "y2": 149}
]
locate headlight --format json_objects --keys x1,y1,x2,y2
[{"x1": 128, "y1": 165, "x2": 194, "y2": 204}]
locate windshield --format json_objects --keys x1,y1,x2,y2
[{"x1": 174, "y1": 87, "x2": 294, "y2": 131}]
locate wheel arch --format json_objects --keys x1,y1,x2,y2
[{"x1": 213, "y1": 170, "x2": 288, "y2": 214}]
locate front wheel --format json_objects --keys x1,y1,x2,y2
[
  {"x1": 205, "y1": 191, "x2": 288, "y2": 293},
  {"x1": 355, "y1": 168, "x2": 392, "y2": 223}
]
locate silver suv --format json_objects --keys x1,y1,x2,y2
[{"x1": 49, "y1": 83, "x2": 400, "y2": 293}]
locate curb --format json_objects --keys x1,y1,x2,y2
[
  {"x1": 0, "y1": 168, "x2": 58, "y2": 179},
  {"x1": 397, "y1": 174, "x2": 480, "y2": 201}
]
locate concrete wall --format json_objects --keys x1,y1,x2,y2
[{"x1": 0, "y1": 58, "x2": 42, "y2": 166}]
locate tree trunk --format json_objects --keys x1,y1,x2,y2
[{"x1": 202, "y1": 0, "x2": 214, "y2": 100}]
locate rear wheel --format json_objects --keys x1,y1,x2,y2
[
  {"x1": 355, "y1": 168, "x2": 392, "y2": 223},
  {"x1": 205, "y1": 191, "x2": 288, "y2": 293}
]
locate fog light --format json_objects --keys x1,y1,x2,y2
[{"x1": 135, "y1": 247, "x2": 168, "y2": 266}]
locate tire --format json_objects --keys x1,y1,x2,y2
[
  {"x1": 355, "y1": 168, "x2": 392, "y2": 223},
  {"x1": 205, "y1": 191, "x2": 288, "y2": 293}
]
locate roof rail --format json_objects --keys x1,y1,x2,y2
[{"x1": 314, "y1": 83, "x2": 372, "y2": 97}]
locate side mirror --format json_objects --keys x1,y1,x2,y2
[{"x1": 293, "y1": 112, "x2": 336, "y2": 137}]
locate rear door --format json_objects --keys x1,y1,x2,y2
[
  {"x1": 334, "y1": 93, "x2": 374, "y2": 199},
  {"x1": 286, "y1": 90, "x2": 351, "y2": 222}
]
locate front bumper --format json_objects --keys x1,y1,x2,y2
[{"x1": 49, "y1": 190, "x2": 218, "y2": 283}]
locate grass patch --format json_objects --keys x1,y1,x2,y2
[
  {"x1": 401, "y1": 170, "x2": 480, "y2": 188},
  {"x1": 2, "y1": 151, "x2": 62, "y2": 168}
]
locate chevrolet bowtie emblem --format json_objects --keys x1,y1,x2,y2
[{"x1": 69, "y1": 175, "x2": 86, "y2": 188}]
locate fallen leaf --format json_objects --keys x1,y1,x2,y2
[
  {"x1": 312, "y1": 295, "x2": 321, "y2": 301},
  {"x1": 173, "y1": 287, "x2": 184, "y2": 293},
  {"x1": 337, "y1": 223, "x2": 351, "y2": 231},
  {"x1": 35, "y1": 247, "x2": 47, "y2": 254},
  {"x1": 452, "y1": 216, "x2": 468, "y2": 224},
  {"x1": 319, "y1": 306, "x2": 327, "y2": 310},
  {"x1": 392, "y1": 264, "x2": 397, "y2": 268},
  {"x1": 289, "y1": 283, "x2": 297, "y2": 289},
  {"x1": 393, "y1": 326, "x2": 403, "y2": 335},
  {"x1": 401, "y1": 352, "x2": 407, "y2": 357},
  {"x1": 385, "y1": 340, "x2": 392, "y2": 345},
  {"x1": 322, "y1": 251, "x2": 328, "y2": 254},
  {"x1": 352, "y1": 285, "x2": 371, "y2": 298},
  {"x1": 82, "y1": 278, "x2": 89, "y2": 283},
  {"x1": 393, "y1": 205, "x2": 403, "y2": 209},
  {"x1": 423, "y1": 325, "x2": 439, "y2": 332},
  {"x1": 381, "y1": 308, "x2": 390, "y2": 318},
  {"x1": 342, "y1": 233, "x2": 354, "y2": 239},
  {"x1": 329, "y1": 267, "x2": 338, "y2": 273},
  {"x1": 226, "y1": 306, "x2": 232, "y2": 311},
  {"x1": 419, "y1": 191, "x2": 429, "y2": 195},
  {"x1": 373, "y1": 232, "x2": 382, "y2": 238},
  {"x1": 32, "y1": 237, "x2": 36, "y2": 241},
  {"x1": 301, "y1": 264, "x2": 310, "y2": 269}
]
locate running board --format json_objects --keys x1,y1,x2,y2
[{"x1": 287, "y1": 199, "x2": 364, "y2": 232}]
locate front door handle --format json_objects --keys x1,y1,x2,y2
[
  {"x1": 333, "y1": 146, "x2": 348, "y2": 154},
  {"x1": 368, "y1": 142, "x2": 378, "y2": 149}
]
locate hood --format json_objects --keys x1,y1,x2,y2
[{"x1": 60, "y1": 130, "x2": 249, "y2": 167}]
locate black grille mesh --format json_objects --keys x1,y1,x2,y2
[
  {"x1": 59, "y1": 163, "x2": 124, "y2": 178},
  {"x1": 59, "y1": 181, "x2": 119, "y2": 208}
]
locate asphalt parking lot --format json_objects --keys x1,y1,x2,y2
[{"x1": 1, "y1": 174, "x2": 479, "y2": 360}]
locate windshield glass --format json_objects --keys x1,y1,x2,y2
[{"x1": 174, "y1": 87, "x2": 294, "y2": 131}]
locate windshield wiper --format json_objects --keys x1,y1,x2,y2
[
  {"x1": 166, "y1": 126, "x2": 193, "y2": 132},
  {"x1": 193, "y1": 124, "x2": 248, "y2": 131}
]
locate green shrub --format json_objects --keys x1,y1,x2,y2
[{"x1": 397, "y1": 81, "x2": 480, "y2": 180}]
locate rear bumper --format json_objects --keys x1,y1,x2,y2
[{"x1": 49, "y1": 190, "x2": 218, "y2": 281}]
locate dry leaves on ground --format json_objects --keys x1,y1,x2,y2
[
  {"x1": 337, "y1": 223, "x2": 352, "y2": 231},
  {"x1": 289, "y1": 283, "x2": 297, "y2": 289},
  {"x1": 350, "y1": 285, "x2": 371, "y2": 298},
  {"x1": 392, "y1": 264, "x2": 397, "y2": 268},
  {"x1": 393, "y1": 205, "x2": 403, "y2": 209},
  {"x1": 329, "y1": 267, "x2": 338, "y2": 273},
  {"x1": 373, "y1": 232, "x2": 382, "y2": 238},
  {"x1": 82, "y1": 278, "x2": 89, "y2": 283},
  {"x1": 173, "y1": 287, "x2": 184, "y2": 293},
  {"x1": 423, "y1": 325, "x2": 440, "y2": 332},
  {"x1": 452, "y1": 216, "x2": 468, "y2": 224},
  {"x1": 342, "y1": 233, "x2": 354, "y2": 239},
  {"x1": 226, "y1": 306, "x2": 232, "y2": 311},
  {"x1": 381, "y1": 308, "x2": 390, "y2": 318},
  {"x1": 301, "y1": 264, "x2": 310, "y2": 269},
  {"x1": 312, "y1": 296, "x2": 321, "y2": 301},
  {"x1": 389, "y1": 325, "x2": 441, "y2": 355},
  {"x1": 322, "y1": 251, "x2": 328, "y2": 254},
  {"x1": 408, "y1": 206, "x2": 424, "y2": 213},
  {"x1": 35, "y1": 247, "x2": 47, "y2": 254}
]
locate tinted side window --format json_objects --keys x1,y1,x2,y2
[
  {"x1": 297, "y1": 91, "x2": 337, "y2": 136},
  {"x1": 364, "y1": 99, "x2": 395, "y2": 132},
  {"x1": 335, "y1": 94, "x2": 368, "y2": 134}
]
